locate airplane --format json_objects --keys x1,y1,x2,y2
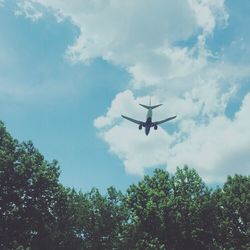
[{"x1": 121, "y1": 99, "x2": 177, "y2": 136}]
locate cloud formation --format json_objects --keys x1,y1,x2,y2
[
  {"x1": 15, "y1": 1, "x2": 43, "y2": 21},
  {"x1": 15, "y1": 0, "x2": 250, "y2": 182},
  {"x1": 167, "y1": 93, "x2": 250, "y2": 182}
]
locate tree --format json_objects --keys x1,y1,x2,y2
[
  {"x1": 168, "y1": 167, "x2": 216, "y2": 249},
  {"x1": 79, "y1": 187, "x2": 128, "y2": 249},
  {"x1": 0, "y1": 121, "x2": 82, "y2": 249},
  {"x1": 125, "y1": 169, "x2": 171, "y2": 249},
  {"x1": 126, "y1": 167, "x2": 216, "y2": 249},
  {"x1": 213, "y1": 174, "x2": 250, "y2": 249}
]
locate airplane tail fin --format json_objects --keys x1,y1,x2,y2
[{"x1": 139, "y1": 103, "x2": 162, "y2": 109}]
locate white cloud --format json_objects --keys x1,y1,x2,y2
[
  {"x1": 188, "y1": 0, "x2": 228, "y2": 35},
  {"x1": 95, "y1": 55, "x2": 250, "y2": 181},
  {"x1": 13, "y1": 0, "x2": 250, "y2": 182},
  {"x1": 95, "y1": 90, "x2": 250, "y2": 182},
  {"x1": 35, "y1": 0, "x2": 197, "y2": 54},
  {"x1": 101, "y1": 122, "x2": 174, "y2": 176},
  {"x1": 15, "y1": 1, "x2": 43, "y2": 21},
  {"x1": 20, "y1": 0, "x2": 226, "y2": 86},
  {"x1": 168, "y1": 93, "x2": 250, "y2": 182},
  {"x1": 17, "y1": 1, "x2": 228, "y2": 91}
]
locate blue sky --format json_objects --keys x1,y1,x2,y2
[{"x1": 0, "y1": 0, "x2": 249, "y2": 192}]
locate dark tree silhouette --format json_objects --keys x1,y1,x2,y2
[{"x1": 0, "y1": 121, "x2": 83, "y2": 249}]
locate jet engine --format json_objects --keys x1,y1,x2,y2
[
  {"x1": 139, "y1": 124, "x2": 142, "y2": 130},
  {"x1": 154, "y1": 124, "x2": 158, "y2": 130}
]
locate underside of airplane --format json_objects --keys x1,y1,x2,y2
[{"x1": 121, "y1": 101, "x2": 176, "y2": 135}]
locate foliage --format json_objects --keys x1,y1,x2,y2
[
  {"x1": 78, "y1": 187, "x2": 128, "y2": 249},
  {"x1": 0, "y1": 121, "x2": 82, "y2": 249},
  {"x1": 0, "y1": 121, "x2": 249, "y2": 249},
  {"x1": 213, "y1": 174, "x2": 250, "y2": 249},
  {"x1": 125, "y1": 167, "x2": 216, "y2": 249}
]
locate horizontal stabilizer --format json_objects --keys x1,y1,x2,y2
[{"x1": 139, "y1": 104, "x2": 162, "y2": 109}]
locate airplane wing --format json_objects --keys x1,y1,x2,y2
[
  {"x1": 121, "y1": 115, "x2": 145, "y2": 125},
  {"x1": 153, "y1": 115, "x2": 177, "y2": 125}
]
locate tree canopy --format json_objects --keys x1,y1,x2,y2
[{"x1": 0, "y1": 121, "x2": 249, "y2": 249}]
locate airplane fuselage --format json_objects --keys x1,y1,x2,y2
[{"x1": 145, "y1": 108, "x2": 153, "y2": 136}]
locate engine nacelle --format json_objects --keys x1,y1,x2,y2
[
  {"x1": 139, "y1": 124, "x2": 142, "y2": 130},
  {"x1": 154, "y1": 124, "x2": 158, "y2": 130}
]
